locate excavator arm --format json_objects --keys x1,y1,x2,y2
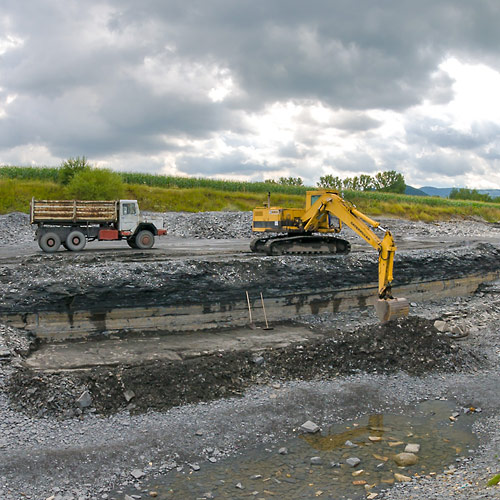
[{"x1": 301, "y1": 193, "x2": 409, "y2": 321}]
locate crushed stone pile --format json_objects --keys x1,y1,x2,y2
[
  {"x1": 7, "y1": 317, "x2": 482, "y2": 417},
  {"x1": 0, "y1": 212, "x2": 33, "y2": 246},
  {"x1": 0, "y1": 324, "x2": 35, "y2": 359},
  {"x1": 156, "y1": 211, "x2": 253, "y2": 239}
]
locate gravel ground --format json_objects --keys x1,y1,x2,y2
[
  {"x1": 0, "y1": 288, "x2": 498, "y2": 500},
  {"x1": 3, "y1": 208, "x2": 500, "y2": 246},
  {"x1": 0, "y1": 212, "x2": 499, "y2": 499}
]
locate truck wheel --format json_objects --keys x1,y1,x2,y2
[
  {"x1": 66, "y1": 230, "x2": 86, "y2": 251},
  {"x1": 135, "y1": 230, "x2": 154, "y2": 249},
  {"x1": 39, "y1": 232, "x2": 61, "y2": 253},
  {"x1": 127, "y1": 237, "x2": 138, "y2": 249}
]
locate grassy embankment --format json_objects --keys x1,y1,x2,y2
[{"x1": 1, "y1": 166, "x2": 500, "y2": 221}]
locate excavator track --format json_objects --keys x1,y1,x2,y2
[{"x1": 250, "y1": 235, "x2": 351, "y2": 256}]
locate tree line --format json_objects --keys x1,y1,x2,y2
[
  {"x1": 266, "y1": 170, "x2": 406, "y2": 194},
  {"x1": 448, "y1": 188, "x2": 494, "y2": 202}
]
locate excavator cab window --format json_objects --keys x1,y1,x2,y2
[{"x1": 310, "y1": 195, "x2": 321, "y2": 207}]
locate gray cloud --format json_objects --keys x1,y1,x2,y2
[
  {"x1": 330, "y1": 112, "x2": 382, "y2": 132},
  {"x1": 406, "y1": 119, "x2": 500, "y2": 150},
  {"x1": 177, "y1": 153, "x2": 273, "y2": 176},
  {"x1": 325, "y1": 152, "x2": 379, "y2": 173},
  {"x1": 416, "y1": 154, "x2": 475, "y2": 177}
]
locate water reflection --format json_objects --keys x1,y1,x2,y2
[{"x1": 115, "y1": 400, "x2": 477, "y2": 500}]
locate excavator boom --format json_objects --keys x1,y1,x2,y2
[{"x1": 251, "y1": 190, "x2": 409, "y2": 322}]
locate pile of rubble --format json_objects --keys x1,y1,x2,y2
[
  {"x1": 6, "y1": 317, "x2": 481, "y2": 417},
  {"x1": 159, "y1": 210, "x2": 253, "y2": 239},
  {"x1": 0, "y1": 212, "x2": 33, "y2": 246}
]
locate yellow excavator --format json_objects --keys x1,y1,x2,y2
[{"x1": 251, "y1": 190, "x2": 409, "y2": 322}]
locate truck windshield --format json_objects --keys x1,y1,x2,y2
[{"x1": 122, "y1": 203, "x2": 137, "y2": 215}]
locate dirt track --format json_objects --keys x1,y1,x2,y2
[{"x1": 1, "y1": 214, "x2": 500, "y2": 499}]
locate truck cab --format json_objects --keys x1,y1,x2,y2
[{"x1": 119, "y1": 200, "x2": 140, "y2": 232}]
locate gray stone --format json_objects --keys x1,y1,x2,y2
[
  {"x1": 300, "y1": 420, "x2": 320, "y2": 433},
  {"x1": 346, "y1": 457, "x2": 361, "y2": 467},
  {"x1": 130, "y1": 469, "x2": 145, "y2": 479},
  {"x1": 123, "y1": 390, "x2": 135, "y2": 402},
  {"x1": 310, "y1": 456, "x2": 322, "y2": 465},
  {"x1": 278, "y1": 447, "x2": 288, "y2": 455},
  {"x1": 76, "y1": 391, "x2": 92, "y2": 409},
  {"x1": 344, "y1": 440, "x2": 357, "y2": 447},
  {"x1": 252, "y1": 356, "x2": 265, "y2": 365},
  {"x1": 404, "y1": 443, "x2": 420, "y2": 453},
  {"x1": 190, "y1": 463, "x2": 200, "y2": 471},
  {"x1": 235, "y1": 482, "x2": 244, "y2": 489},
  {"x1": 434, "y1": 320, "x2": 448, "y2": 332},
  {"x1": 394, "y1": 452, "x2": 419, "y2": 466}
]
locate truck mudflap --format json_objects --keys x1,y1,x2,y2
[{"x1": 158, "y1": 229, "x2": 167, "y2": 236}]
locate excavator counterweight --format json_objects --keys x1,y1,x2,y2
[{"x1": 251, "y1": 190, "x2": 409, "y2": 322}]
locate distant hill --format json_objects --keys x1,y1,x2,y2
[
  {"x1": 419, "y1": 186, "x2": 453, "y2": 198},
  {"x1": 420, "y1": 187, "x2": 500, "y2": 199},
  {"x1": 405, "y1": 185, "x2": 428, "y2": 197}
]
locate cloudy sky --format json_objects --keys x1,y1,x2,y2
[{"x1": 1, "y1": 1, "x2": 500, "y2": 188}]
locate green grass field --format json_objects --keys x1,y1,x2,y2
[{"x1": 1, "y1": 166, "x2": 500, "y2": 221}]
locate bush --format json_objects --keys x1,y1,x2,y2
[
  {"x1": 59, "y1": 157, "x2": 91, "y2": 185},
  {"x1": 66, "y1": 168, "x2": 125, "y2": 200}
]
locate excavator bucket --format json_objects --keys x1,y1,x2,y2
[{"x1": 375, "y1": 298, "x2": 410, "y2": 323}]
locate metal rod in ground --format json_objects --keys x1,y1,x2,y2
[
  {"x1": 260, "y1": 292, "x2": 273, "y2": 330},
  {"x1": 246, "y1": 290, "x2": 256, "y2": 328}
]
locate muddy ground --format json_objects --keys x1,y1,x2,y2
[{"x1": 0, "y1": 213, "x2": 499, "y2": 499}]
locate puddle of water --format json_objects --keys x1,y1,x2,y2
[{"x1": 116, "y1": 400, "x2": 478, "y2": 500}]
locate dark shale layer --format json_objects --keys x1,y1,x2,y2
[{"x1": 0, "y1": 243, "x2": 499, "y2": 314}]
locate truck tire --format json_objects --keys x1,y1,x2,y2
[
  {"x1": 127, "y1": 237, "x2": 138, "y2": 249},
  {"x1": 66, "y1": 230, "x2": 86, "y2": 251},
  {"x1": 39, "y1": 232, "x2": 61, "y2": 253},
  {"x1": 135, "y1": 230, "x2": 154, "y2": 249}
]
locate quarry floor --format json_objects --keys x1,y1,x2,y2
[{"x1": 0, "y1": 214, "x2": 499, "y2": 499}]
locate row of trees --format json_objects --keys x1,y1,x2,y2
[
  {"x1": 265, "y1": 170, "x2": 406, "y2": 193},
  {"x1": 318, "y1": 170, "x2": 406, "y2": 193},
  {"x1": 449, "y1": 188, "x2": 493, "y2": 202}
]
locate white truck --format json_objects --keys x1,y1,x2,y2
[{"x1": 30, "y1": 198, "x2": 166, "y2": 252}]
